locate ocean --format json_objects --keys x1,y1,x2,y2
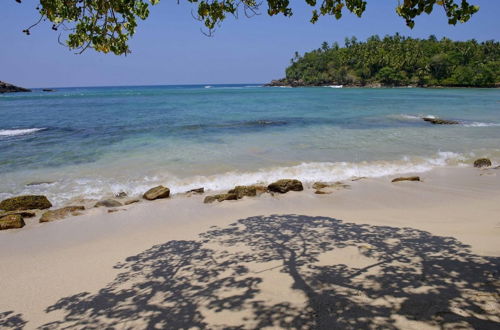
[{"x1": 1, "y1": 84, "x2": 499, "y2": 206}]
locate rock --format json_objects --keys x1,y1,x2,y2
[
  {"x1": 94, "y1": 199, "x2": 122, "y2": 208},
  {"x1": 312, "y1": 182, "x2": 329, "y2": 190},
  {"x1": 228, "y1": 185, "x2": 257, "y2": 199},
  {"x1": 474, "y1": 158, "x2": 492, "y2": 168},
  {"x1": 0, "y1": 195, "x2": 52, "y2": 211},
  {"x1": 0, "y1": 214, "x2": 25, "y2": 230},
  {"x1": 0, "y1": 80, "x2": 31, "y2": 93},
  {"x1": 314, "y1": 190, "x2": 331, "y2": 195},
  {"x1": 392, "y1": 176, "x2": 420, "y2": 183},
  {"x1": 42, "y1": 88, "x2": 56, "y2": 92},
  {"x1": 124, "y1": 199, "x2": 140, "y2": 205},
  {"x1": 267, "y1": 179, "x2": 304, "y2": 194},
  {"x1": 187, "y1": 187, "x2": 204, "y2": 194},
  {"x1": 115, "y1": 192, "x2": 128, "y2": 198},
  {"x1": 203, "y1": 193, "x2": 238, "y2": 204},
  {"x1": 39, "y1": 206, "x2": 85, "y2": 223},
  {"x1": 143, "y1": 186, "x2": 170, "y2": 200},
  {"x1": 313, "y1": 181, "x2": 349, "y2": 194},
  {"x1": 0, "y1": 210, "x2": 36, "y2": 218},
  {"x1": 422, "y1": 117, "x2": 459, "y2": 125}
]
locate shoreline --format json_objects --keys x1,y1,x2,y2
[{"x1": 1, "y1": 165, "x2": 499, "y2": 328}]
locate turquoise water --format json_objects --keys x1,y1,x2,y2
[{"x1": 1, "y1": 85, "x2": 499, "y2": 205}]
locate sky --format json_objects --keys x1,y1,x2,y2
[{"x1": 1, "y1": 1, "x2": 499, "y2": 88}]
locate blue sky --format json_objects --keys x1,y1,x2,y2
[{"x1": 1, "y1": 1, "x2": 499, "y2": 88}]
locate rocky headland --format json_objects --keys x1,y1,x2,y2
[{"x1": 0, "y1": 81, "x2": 31, "y2": 93}]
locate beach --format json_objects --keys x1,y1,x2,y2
[{"x1": 1, "y1": 166, "x2": 499, "y2": 329}]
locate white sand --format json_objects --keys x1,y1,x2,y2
[{"x1": 1, "y1": 166, "x2": 499, "y2": 329}]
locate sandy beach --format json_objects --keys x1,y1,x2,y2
[{"x1": 1, "y1": 166, "x2": 499, "y2": 329}]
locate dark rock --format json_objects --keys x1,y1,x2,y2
[
  {"x1": 422, "y1": 117, "x2": 459, "y2": 125},
  {"x1": 115, "y1": 192, "x2": 128, "y2": 198},
  {"x1": 203, "y1": 193, "x2": 238, "y2": 204},
  {"x1": 228, "y1": 185, "x2": 257, "y2": 199},
  {"x1": 312, "y1": 182, "x2": 329, "y2": 190},
  {"x1": 143, "y1": 186, "x2": 170, "y2": 200},
  {"x1": 42, "y1": 89, "x2": 56, "y2": 92},
  {"x1": 187, "y1": 187, "x2": 204, "y2": 194},
  {"x1": 39, "y1": 206, "x2": 85, "y2": 223},
  {"x1": 94, "y1": 199, "x2": 122, "y2": 208},
  {"x1": 0, "y1": 81, "x2": 31, "y2": 93},
  {"x1": 0, "y1": 195, "x2": 52, "y2": 211},
  {"x1": 0, "y1": 210, "x2": 36, "y2": 218},
  {"x1": 124, "y1": 199, "x2": 140, "y2": 205},
  {"x1": 314, "y1": 190, "x2": 331, "y2": 195},
  {"x1": 267, "y1": 179, "x2": 304, "y2": 194},
  {"x1": 0, "y1": 214, "x2": 25, "y2": 230},
  {"x1": 392, "y1": 176, "x2": 421, "y2": 183},
  {"x1": 474, "y1": 158, "x2": 492, "y2": 168}
]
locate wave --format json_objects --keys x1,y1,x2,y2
[
  {"x1": 393, "y1": 114, "x2": 500, "y2": 127},
  {"x1": 462, "y1": 122, "x2": 500, "y2": 127},
  {"x1": 0, "y1": 128, "x2": 45, "y2": 137},
  {"x1": 5, "y1": 151, "x2": 471, "y2": 207}
]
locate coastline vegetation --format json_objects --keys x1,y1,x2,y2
[{"x1": 272, "y1": 34, "x2": 499, "y2": 88}]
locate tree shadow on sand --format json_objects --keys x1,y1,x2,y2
[{"x1": 40, "y1": 215, "x2": 499, "y2": 329}]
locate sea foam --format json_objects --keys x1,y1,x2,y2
[
  {"x1": 7, "y1": 151, "x2": 470, "y2": 207},
  {"x1": 0, "y1": 128, "x2": 45, "y2": 137}
]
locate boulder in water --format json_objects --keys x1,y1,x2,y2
[
  {"x1": 0, "y1": 195, "x2": 52, "y2": 211},
  {"x1": 474, "y1": 158, "x2": 492, "y2": 168},
  {"x1": 115, "y1": 192, "x2": 128, "y2": 198},
  {"x1": 0, "y1": 214, "x2": 25, "y2": 230},
  {"x1": 39, "y1": 206, "x2": 85, "y2": 223},
  {"x1": 268, "y1": 179, "x2": 304, "y2": 193},
  {"x1": 391, "y1": 176, "x2": 420, "y2": 183},
  {"x1": 422, "y1": 117, "x2": 459, "y2": 125},
  {"x1": 143, "y1": 186, "x2": 170, "y2": 200},
  {"x1": 186, "y1": 187, "x2": 204, "y2": 195}
]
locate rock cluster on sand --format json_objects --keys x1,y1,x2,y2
[
  {"x1": 0, "y1": 195, "x2": 52, "y2": 211},
  {"x1": 0, "y1": 80, "x2": 31, "y2": 93},
  {"x1": 0, "y1": 214, "x2": 25, "y2": 230},
  {"x1": 422, "y1": 117, "x2": 459, "y2": 125},
  {"x1": 39, "y1": 206, "x2": 85, "y2": 223},
  {"x1": 392, "y1": 176, "x2": 421, "y2": 183},
  {"x1": 474, "y1": 158, "x2": 492, "y2": 168},
  {"x1": 268, "y1": 179, "x2": 304, "y2": 193},
  {"x1": 143, "y1": 186, "x2": 170, "y2": 200},
  {"x1": 204, "y1": 184, "x2": 269, "y2": 203}
]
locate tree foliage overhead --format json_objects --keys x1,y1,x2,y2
[
  {"x1": 17, "y1": 0, "x2": 480, "y2": 55},
  {"x1": 279, "y1": 34, "x2": 500, "y2": 87}
]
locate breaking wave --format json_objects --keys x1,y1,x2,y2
[{"x1": 0, "y1": 128, "x2": 46, "y2": 137}]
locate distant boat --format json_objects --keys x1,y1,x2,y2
[
  {"x1": 327, "y1": 85, "x2": 343, "y2": 88},
  {"x1": 204, "y1": 85, "x2": 213, "y2": 89}
]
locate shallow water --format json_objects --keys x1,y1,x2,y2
[{"x1": 1, "y1": 85, "x2": 499, "y2": 205}]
